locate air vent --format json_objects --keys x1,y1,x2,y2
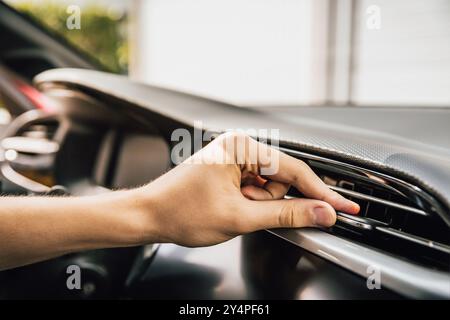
[
  {"x1": 1, "y1": 120, "x2": 60, "y2": 188},
  {"x1": 19, "y1": 123, "x2": 58, "y2": 140},
  {"x1": 281, "y1": 147, "x2": 450, "y2": 271}
]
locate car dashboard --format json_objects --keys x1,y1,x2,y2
[{"x1": 0, "y1": 68, "x2": 449, "y2": 299}]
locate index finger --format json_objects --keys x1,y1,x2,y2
[{"x1": 257, "y1": 142, "x2": 360, "y2": 215}]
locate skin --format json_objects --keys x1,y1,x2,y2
[{"x1": 0, "y1": 133, "x2": 359, "y2": 271}]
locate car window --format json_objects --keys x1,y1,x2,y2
[
  {"x1": 350, "y1": 0, "x2": 450, "y2": 107},
  {"x1": 4, "y1": 0, "x2": 128, "y2": 74},
  {"x1": 4, "y1": 0, "x2": 450, "y2": 107}
]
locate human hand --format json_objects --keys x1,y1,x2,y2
[{"x1": 133, "y1": 133, "x2": 359, "y2": 247}]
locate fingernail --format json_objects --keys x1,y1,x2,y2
[
  {"x1": 313, "y1": 206, "x2": 334, "y2": 226},
  {"x1": 345, "y1": 200, "x2": 360, "y2": 215},
  {"x1": 352, "y1": 202, "x2": 361, "y2": 215}
]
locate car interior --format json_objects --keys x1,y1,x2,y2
[{"x1": 0, "y1": 1, "x2": 449, "y2": 300}]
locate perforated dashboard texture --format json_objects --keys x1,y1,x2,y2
[{"x1": 35, "y1": 69, "x2": 450, "y2": 218}]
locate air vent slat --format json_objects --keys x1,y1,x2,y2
[
  {"x1": 336, "y1": 212, "x2": 387, "y2": 230},
  {"x1": 329, "y1": 185, "x2": 429, "y2": 217},
  {"x1": 376, "y1": 226, "x2": 450, "y2": 255}
]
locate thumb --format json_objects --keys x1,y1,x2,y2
[{"x1": 241, "y1": 198, "x2": 337, "y2": 232}]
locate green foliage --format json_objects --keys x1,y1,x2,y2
[{"x1": 12, "y1": 2, "x2": 128, "y2": 74}]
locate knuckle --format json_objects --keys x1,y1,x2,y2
[
  {"x1": 291, "y1": 172, "x2": 301, "y2": 185},
  {"x1": 298, "y1": 160, "x2": 312, "y2": 174},
  {"x1": 218, "y1": 131, "x2": 250, "y2": 142},
  {"x1": 290, "y1": 160, "x2": 308, "y2": 182},
  {"x1": 278, "y1": 200, "x2": 315, "y2": 228},
  {"x1": 215, "y1": 131, "x2": 252, "y2": 151},
  {"x1": 323, "y1": 190, "x2": 341, "y2": 202},
  {"x1": 278, "y1": 201, "x2": 297, "y2": 227}
]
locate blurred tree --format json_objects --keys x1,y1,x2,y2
[{"x1": 11, "y1": 2, "x2": 128, "y2": 74}]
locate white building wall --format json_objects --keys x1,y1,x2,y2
[{"x1": 129, "y1": 0, "x2": 327, "y2": 106}]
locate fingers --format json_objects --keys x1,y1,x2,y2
[
  {"x1": 254, "y1": 141, "x2": 360, "y2": 215},
  {"x1": 320, "y1": 189, "x2": 359, "y2": 214},
  {"x1": 241, "y1": 181, "x2": 290, "y2": 200},
  {"x1": 217, "y1": 132, "x2": 359, "y2": 214},
  {"x1": 240, "y1": 198, "x2": 337, "y2": 232}
]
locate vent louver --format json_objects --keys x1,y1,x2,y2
[
  {"x1": 1, "y1": 118, "x2": 60, "y2": 190},
  {"x1": 282, "y1": 147, "x2": 450, "y2": 271},
  {"x1": 19, "y1": 122, "x2": 59, "y2": 141}
]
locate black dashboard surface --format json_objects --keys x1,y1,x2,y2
[{"x1": 259, "y1": 106, "x2": 450, "y2": 151}]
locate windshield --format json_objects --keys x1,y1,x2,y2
[{"x1": 4, "y1": 0, "x2": 450, "y2": 108}]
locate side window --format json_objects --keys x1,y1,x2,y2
[
  {"x1": 4, "y1": 1, "x2": 129, "y2": 74},
  {"x1": 350, "y1": 0, "x2": 450, "y2": 106}
]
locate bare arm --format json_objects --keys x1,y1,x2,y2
[
  {"x1": 0, "y1": 133, "x2": 359, "y2": 271},
  {"x1": 0, "y1": 191, "x2": 146, "y2": 270}
]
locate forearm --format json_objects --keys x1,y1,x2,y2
[{"x1": 0, "y1": 190, "x2": 149, "y2": 271}]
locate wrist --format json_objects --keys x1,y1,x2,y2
[
  {"x1": 119, "y1": 186, "x2": 162, "y2": 246},
  {"x1": 78, "y1": 189, "x2": 159, "y2": 248}
]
